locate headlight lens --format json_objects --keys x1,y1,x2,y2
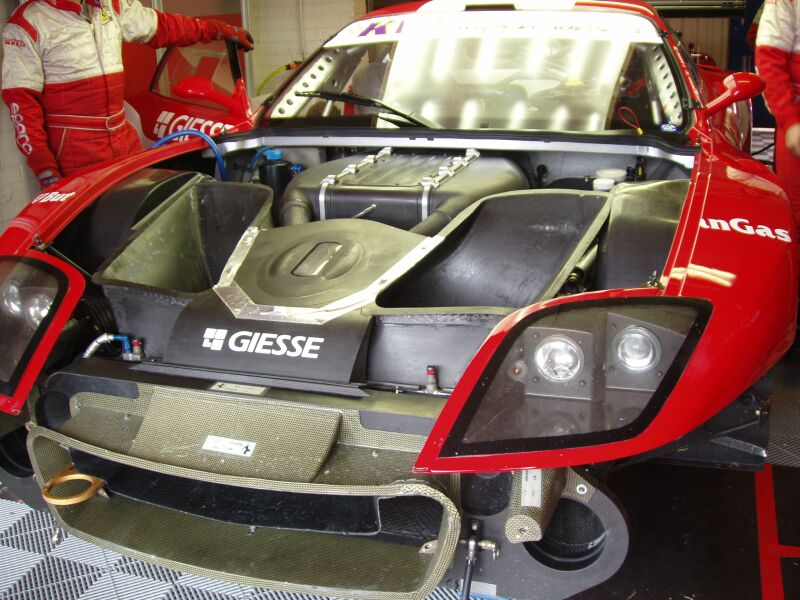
[
  {"x1": 25, "y1": 293, "x2": 53, "y2": 327},
  {"x1": 613, "y1": 326, "x2": 660, "y2": 373},
  {"x1": 438, "y1": 298, "x2": 710, "y2": 457},
  {"x1": 534, "y1": 335, "x2": 583, "y2": 382},
  {"x1": 0, "y1": 258, "x2": 63, "y2": 390},
  {"x1": 1, "y1": 281, "x2": 22, "y2": 316}
]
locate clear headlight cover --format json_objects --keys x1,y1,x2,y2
[
  {"x1": 440, "y1": 298, "x2": 711, "y2": 457},
  {"x1": 0, "y1": 258, "x2": 64, "y2": 393}
]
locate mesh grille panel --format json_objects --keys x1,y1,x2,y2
[
  {"x1": 28, "y1": 428, "x2": 461, "y2": 600},
  {"x1": 768, "y1": 378, "x2": 800, "y2": 467}
]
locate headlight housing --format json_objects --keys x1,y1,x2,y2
[
  {"x1": 437, "y1": 298, "x2": 711, "y2": 458},
  {"x1": 0, "y1": 258, "x2": 65, "y2": 393}
]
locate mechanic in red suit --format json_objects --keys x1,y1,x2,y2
[
  {"x1": 756, "y1": 0, "x2": 800, "y2": 233},
  {"x1": 1, "y1": 0, "x2": 253, "y2": 188}
]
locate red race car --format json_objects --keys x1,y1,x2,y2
[{"x1": 0, "y1": 1, "x2": 792, "y2": 599}]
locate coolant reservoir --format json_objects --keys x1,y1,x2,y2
[
  {"x1": 593, "y1": 177, "x2": 616, "y2": 192},
  {"x1": 596, "y1": 168, "x2": 627, "y2": 183}
]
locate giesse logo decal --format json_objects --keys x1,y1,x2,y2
[
  {"x1": 203, "y1": 328, "x2": 228, "y2": 351},
  {"x1": 201, "y1": 328, "x2": 325, "y2": 359}
]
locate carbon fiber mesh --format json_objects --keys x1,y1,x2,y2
[
  {"x1": 534, "y1": 499, "x2": 606, "y2": 558},
  {"x1": 768, "y1": 378, "x2": 800, "y2": 468},
  {"x1": 504, "y1": 469, "x2": 565, "y2": 543},
  {"x1": 129, "y1": 387, "x2": 341, "y2": 482},
  {"x1": 0, "y1": 409, "x2": 25, "y2": 438},
  {"x1": 59, "y1": 389, "x2": 155, "y2": 454},
  {"x1": 28, "y1": 428, "x2": 461, "y2": 600},
  {"x1": 379, "y1": 497, "x2": 444, "y2": 540},
  {"x1": 50, "y1": 383, "x2": 429, "y2": 487}
]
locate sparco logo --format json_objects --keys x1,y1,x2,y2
[
  {"x1": 700, "y1": 217, "x2": 792, "y2": 243},
  {"x1": 153, "y1": 110, "x2": 229, "y2": 138},
  {"x1": 202, "y1": 328, "x2": 325, "y2": 359},
  {"x1": 9, "y1": 103, "x2": 33, "y2": 155}
]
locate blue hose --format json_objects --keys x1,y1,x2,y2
[
  {"x1": 248, "y1": 146, "x2": 274, "y2": 172},
  {"x1": 151, "y1": 130, "x2": 228, "y2": 181}
]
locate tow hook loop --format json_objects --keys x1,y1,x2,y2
[{"x1": 42, "y1": 465, "x2": 107, "y2": 506}]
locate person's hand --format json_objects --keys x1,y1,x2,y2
[
  {"x1": 786, "y1": 123, "x2": 800, "y2": 157},
  {"x1": 36, "y1": 170, "x2": 61, "y2": 189},
  {"x1": 209, "y1": 20, "x2": 254, "y2": 51}
]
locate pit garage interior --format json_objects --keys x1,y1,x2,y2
[{"x1": 0, "y1": 1, "x2": 799, "y2": 599}]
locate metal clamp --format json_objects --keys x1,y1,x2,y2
[
  {"x1": 42, "y1": 465, "x2": 106, "y2": 507},
  {"x1": 418, "y1": 149, "x2": 481, "y2": 222},
  {"x1": 318, "y1": 147, "x2": 393, "y2": 221}
]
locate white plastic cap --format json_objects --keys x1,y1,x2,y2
[
  {"x1": 596, "y1": 168, "x2": 627, "y2": 183},
  {"x1": 593, "y1": 177, "x2": 616, "y2": 192}
]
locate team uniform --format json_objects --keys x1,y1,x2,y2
[
  {"x1": 756, "y1": 0, "x2": 800, "y2": 233},
  {"x1": 1, "y1": 0, "x2": 252, "y2": 184}
]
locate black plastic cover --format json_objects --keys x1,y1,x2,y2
[
  {"x1": 596, "y1": 180, "x2": 688, "y2": 290},
  {"x1": 230, "y1": 219, "x2": 424, "y2": 309},
  {"x1": 165, "y1": 292, "x2": 372, "y2": 384},
  {"x1": 367, "y1": 313, "x2": 503, "y2": 389},
  {"x1": 55, "y1": 169, "x2": 196, "y2": 274},
  {"x1": 280, "y1": 152, "x2": 526, "y2": 230},
  {"x1": 380, "y1": 190, "x2": 611, "y2": 308}
]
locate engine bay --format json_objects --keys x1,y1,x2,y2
[{"x1": 50, "y1": 141, "x2": 692, "y2": 392}]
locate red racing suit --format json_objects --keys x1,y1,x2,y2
[
  {"x1": 756, "y1": 0, "x2": 800, "y2": 232},
  {"x1": 1, "y1": 0, "x2": 234, "y2": 181}
]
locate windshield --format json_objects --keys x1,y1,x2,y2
[{"x1": 266, "y1": 9, "x2": 685, "y2": 133}]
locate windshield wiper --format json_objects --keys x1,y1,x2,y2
[{"x1": 294, "y1": 90, "x2": 438, "y2": 128}]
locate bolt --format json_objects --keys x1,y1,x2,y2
[
  {"x1": 518, "y1": 526, "x2": 528, "y2": 535},
  {"x1": 576, "y1": 484, "x2": 588, "y2": 495}
]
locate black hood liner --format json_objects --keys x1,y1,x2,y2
[
  {"x1": 166, "y1": 292, "x2": 372, "y2": 384},
  {"x1": 379, "y1": 190, "x2": 611, "y2": 308}
]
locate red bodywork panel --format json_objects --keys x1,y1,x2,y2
[{"x1": 1, "y1": 0, "x2": 795, "y2": 474}]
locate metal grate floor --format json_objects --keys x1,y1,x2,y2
[{"x1": 768, "y1": 348, "x2": 800, "y2": 468}]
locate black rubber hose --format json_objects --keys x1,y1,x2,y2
[{"x1": 411, "y1": 193, "x2": 484, "y2": 236}]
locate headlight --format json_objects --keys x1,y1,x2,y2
[
  {"x1": 613, "y1": 326, "x2": 660, "y2": 373},
  {"x1": 0, "y1": 258, "x2": 63, "y2": 388},
  {"x1": 437, "y1": 298, "x2": 711, "y2": 457},
  {"x1": 534, "y1": 335, "x2": 583, "y2": 382}
]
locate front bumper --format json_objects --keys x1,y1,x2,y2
[{"x1": 29, "y1": 370, "x2": 628, "y2": 600}]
